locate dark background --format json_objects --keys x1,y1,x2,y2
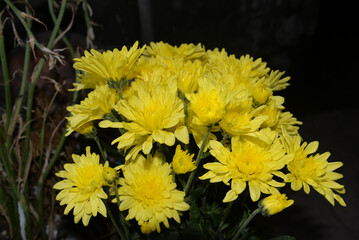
[{"x1": 1, "y1": 0, "x2": 358, "y2": 239}]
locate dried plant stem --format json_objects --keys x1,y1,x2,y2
[{"x1": 184, "y1": 126, "x2": 211, "y2": 195}]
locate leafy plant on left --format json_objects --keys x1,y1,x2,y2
[{"x1": 0, "y1": 1, "x2": 92, "y2": 239}]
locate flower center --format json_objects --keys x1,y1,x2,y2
[
  {"x1": 191, "y1": 90, "x2": 226, "y2": 125},
  {"x1": 76, "y1": 165, "x2": 104, "y2": 192},
  {"x1": 134, "y1": 173, "x2": 165, "y2": 205},
  {"x1": 231, "y1": 143, "x2": 268, "y2": 177},
  {"x1": 288, "y1": 155, "x2": 317, "y2": 180}
]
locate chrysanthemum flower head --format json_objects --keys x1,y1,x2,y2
[
  {"x1": 219, "y1": 104, "x2": 268, "y2": 136},
  {"x1": 282, "y1": 131, "x2": 346, "y2": 206},
  {"x1": 177, "y1": 59, "x2": 203, "y2": 94},
  {"x1": 172, "y1": 145, "x2": 196, "y2": 174},
  {"x1": 66, "y1": 84, "x2": 119, "y2": 136},
  {"x1": 144, "y1": 41, "x2": 206, "y2": 61},
  {"x1": 107, "y1": 78, "x2": 189, "y2": 160},
  {"x1": 116, "y1": 152, "x2": 190, "y2": 233},
  {"x1": 73, "y1": 41, "x2": 145, "y2": 90},
  {"x1": 199, "y1": 128, "x2": 293, "y2": 202},
  {"x1": 259, "y1": 193, "x2": 294, "y2": 216},
  {"x1": 54, "y1": 147, "x2": 117, "y2": 226},
  {"x1": 186, "y1": 73, "x2": 245, "y2": 127}
]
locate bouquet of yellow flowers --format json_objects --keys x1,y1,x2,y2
[{"x1": 54, "y1": 41, "x2": 346, "y2": 239}]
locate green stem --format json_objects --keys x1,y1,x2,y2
[
  {"x1": 38, "y1": 130, "x2": 66, "y2": 240},
  {"x1": 7, "y1": 43, "x2": 31, "y2": 144},
  {"x1": 106, "y1": 202, "x2": 126, "y2": 240},
  {"x1": 184, "y1": 126, "x2": 211, "y2": 195},
  {"x1": 216, "y1": 201, "x2": 234, "y2": 236},
  {"x1": 0, "y1": 31, "x2": 11, "y2": 130},
  {"x1": 93, "y1": 135, "x2": 108, "y2": 162},
  {"x1": 232, "y1": 208, "x2": 261, "y2": 240}
]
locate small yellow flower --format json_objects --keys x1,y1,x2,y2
[
  {"x1": 66, "y1": 84, "x2": 119, "y2": 136},
  {"x1": 116, "y1": 152, "x2": 190, "y2": 233},
  {"x1": 172, "y1": 145, "x2": 196, "y2": 174},
  {"x1": 282, "y1": 132, "x2": 346, "y2": 206},
  {"x1": 73, "y1": 41, "x2": 145, "y2": 90},
  {"x1": 103, "y1": 166, "x2": 118, "y2": 184},
  {"x1": 259, "y1": 193, "x2": 294, "y2": 216},
  {"x1": 53, "y1": 147, "x2": 117, "y2": 226}
]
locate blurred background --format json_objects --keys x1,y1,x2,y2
[{"x1": 1, "y1": 0, "x2": 358, "y2": 239}]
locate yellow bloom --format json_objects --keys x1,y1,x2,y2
[
  {"x1": 199, "y1": 129, "x2": 293, "y2": 202},
  {"x1": 73, "y1": 41, "x2": 145, "y2": 90},
  {"x1": 116, "y1": 152, "x2": 190, "y2": 233},
  {"x1": 172, "y1": 145, "x2": 196, "y2": 174},
  {"x1": 53, "y1": 147, "x2": 116, "y2": 226},
  {"x1": 282, "y1": 132, "x2": 346, "y2": 206},
  {"x1": 219, "y1": 104, "x2": 268, "y2": 136},
  {"x1": 144, "y1": 41, "x2": 206, "y2": 61},
  {"x1": 66, "y1": 84, "x2": 119, "y2": 136},
  {"x1": 259, "y1": 193, "x2": 294, "y2": 216},
  {"x1": 265, "y1": 70, "x2": 291, "y2": 91},
  {"x1": 177, "y1": 59, "x2": 203, "y2": 94},
  {"x1": 186, "y1": 74, "x2": 245, "y2": 127},
  {"x1": 108, "y1": 79, "x2": 189, "y2": 160},
  {"x1": 248, "y1": 78, "x2": 273, "y2": 105},
  {"x1": 260, "y1": 96, "x2": 302, "y2": 136}
]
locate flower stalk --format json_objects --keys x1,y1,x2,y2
[
  {"x1": 232, "y1": 208, "x2": 261, "y2": 240},
  {"x1": 184, "y1": 126, "x2": 211, "y2": 195}
]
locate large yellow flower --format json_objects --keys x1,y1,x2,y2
[
  {"x1": 199, "y1": 128, "x2": 293, "y2": 202},
  {"x1": 73, "y1": 41, "x2": 145, "y2": 90},
  {"x1": 116, "y1": 152, "x2": 190, "y2": 233},
  {"x1": 53, "y1": 147, "x2": 116, "y2": 226},
  {"x1": 105, "y1": 78, "x2": 189, "y2": 161},
  {"x1": 66, "y1": 84, "x2": 119, "y2": 136},
  {"x1": 282, "y1": 132, "x2": 346, "y2": 206}
]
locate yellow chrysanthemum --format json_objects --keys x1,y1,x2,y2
[
  {"x1": 73, "y1": 41, "x2": 145, "y2": 90},
  {"x1": 260, "y1": 96, "x2": 302, "y2": 136},
  {"x1": 53, "y1": 147, "x2": 116, "y2": 226},
  {"x1": 264, "y1": 70, "x2": 291, "y2": 91},
  {"x1": 219, "y1": 104, "x2": 268, "y2": 136},
  {"x1": 282, "y1": 132, "x2": 346, "y2": 206},
  {"x1": 172, "y1": 145, "x2": 196, "y2": 174},
  {"x1": 144, "y1": 41, "x2": 206, "y2": 61},
  {"x1": 186, "y1": 74, "x2": 245, "y2": 127},
  {"x1": 116, "y1": 152, "x2": 190, "y2": 233},
  {"x1": 105, "y1": 78, "x2": 189, "y2": 161},
  {"x1": 177, "y1": 59, "x2": 203, "y2": 94},
  {"x1": 259, "y1": 193, "x2": 294, "y2": 216},
  {"x1": 66, "y1": 84, "x2": 119, "y2": 136},
  {"x1": 199, "y1": 129, "x2": 293, "y2": 202}
]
